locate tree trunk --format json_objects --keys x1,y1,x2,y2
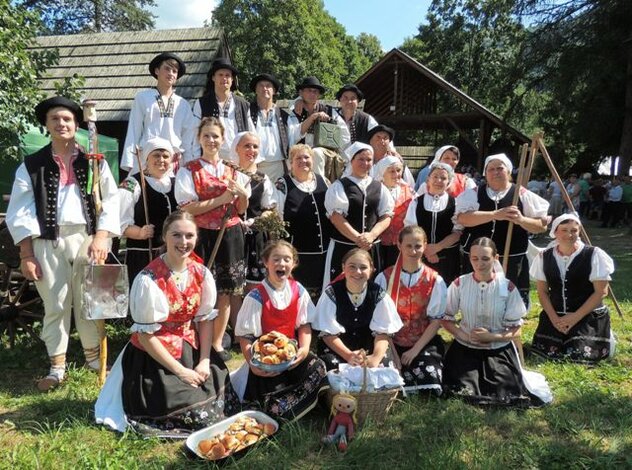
[
  {"x1": 618, "y1": 36, "x2": 632, "y2": 175},
  {"x1": 94, "y1": 0, "x2": 102, "y2": 32}
]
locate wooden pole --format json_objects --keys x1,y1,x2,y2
[
  {"x1": 134, "y1": 145, "x2": 153, "y2": 263},
  {"x1": 536, "y1": 136, "x2": 624, "y2": 318},
  {"x1": 501, "y1": 143, "x2": 529, "y2": 273}
]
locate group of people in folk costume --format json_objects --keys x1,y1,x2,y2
[{"x1": 5, "y1": 51, "x2": 616, "y2": 438}]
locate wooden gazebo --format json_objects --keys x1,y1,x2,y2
[{"x1": 356, "y1": 48, "x2": 529, "y2": 169}]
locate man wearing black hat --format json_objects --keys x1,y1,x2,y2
[
  {"x1": 192, "y1": 58, "x2": 254, "y2": 159},
  {"x1": 288, "y1": 76, "x2": 350, "y2": 177},
  {"x1": 121, "y1": 52, "x2": 194, "y2": 173},
  {"x1": 335, "y1": 84, "x2": 378, "y2": 144},
  {"x1": 367, "y1": 125, "x2": 415, "y2": 187},
  {"x1": 248, "y1": 73, "x2": 293, "y2": 182},
  {"x1": 6, "y1": 96, "x2": 120, "y2": 391}
]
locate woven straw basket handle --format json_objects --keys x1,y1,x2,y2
[{"x1": 359, "y1": 349, "x2": 369, "y2": 393}]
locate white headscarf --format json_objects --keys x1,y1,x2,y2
[
  {"x1": 230, "y1": 131, "x2": 260, "y2": 164},
  {"x1": 427, "y1": 161, "x2": 455, "y2": 183},
  {"x1": 432, "y1": 145, "x2": 460, "y2": 164},
  {"x1": 141, "y1": 137, "x2": 173, "y2": 170},
  {"x1": 373, "y1": 155, "x2": 402, "y2": 182},
  {"x1": 483, "y1": 153, "x2": 513, "y2": 173},
  {"x1": 549, "y1": 212, "x2": 581, "y2": 238},
  {"x1": 344, "y1": 141, "x2": 373, "y2": 162}
]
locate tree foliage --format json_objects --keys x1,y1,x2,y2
[
  {"x1": 0, "y1": 0, "x2": 58, "y2": 160},
  {"x1": 212, "y1": 0, "x2": 382, "y2": 99},
  {"x1": 16, "y1": 0, "x2": 156, "y2": 34}
]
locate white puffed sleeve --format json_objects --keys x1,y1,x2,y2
[
  {"x1": 445, "y1": 277, "x2": 463, "y2": 322},
  {"x1": 325, "y1": 180, "x2": 349, "y2": 217},
  {"x1": 403, "y1": 196, "x2": 419, "y2": 227},
  {"x1": 174, "y1": 166, "x2": 198, "y2": 206},
  {"x1": 377, "y1": 184, "x2": 395, "y2": 217},
  {"x1": 519, "y1": 188, "x2": 549, "y2": 219},
  {"x1": 118, "y1": 177, "x2": 140, "y2": 233},
  {"x1": 96, "y1": 159, "x2": 121, "y2": 236},
  {"x1": 426, "y1": 276, "x2": 448, "y2": 320},
  {"x1": 310, "y1": 287, "x2": 346, "y2": 336},
  {"x1": 273, "y1": 177, "x2": 288, "y2": 218},
  {"x1": 529, "y1": 252, "x2": 546, "y2": 281},
  {"x1": 502, "y1": 282, "x2": 527, "y2": 327},
  {"x1": 590, "y1": 247, "x2": 615, "y2": 281},
  {"x1": 454, "y1": 188, "x2": 480, "y2": 216},
  {"x1": 195, "y1": 268, "x2": 218, "y2": 322},
  {"x1": 129, "y1": 274, "x2": 169, "y2": 333},
  {"x1": 6, "y1": 164, "x2": 40, "y2": 244},
  {"x1": 261, "y1": 174, "x2": 275, "y2": 209},
  {"x1": 234, "y1": 289, "x2": 264, "y2": 337},
  {"x1": 369, "y1": 292, "x2": 403, "y2": 334}
]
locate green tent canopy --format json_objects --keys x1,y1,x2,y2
[{"x1": 1, "y1": 126, "x2": 120, "y2": 210}]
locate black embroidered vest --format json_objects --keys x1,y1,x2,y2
[
  {"x1": 282, "y1": 174, "x2": 330, "y2": 252},
  {"x1": 330, "y1": 280, "x2": 384, "y2": 353},
  {"x1": 127, "y1": 175, "x2": 177, "y2": 250},
  {"x1": 462, "y1": 183, "x2": 528, "y2": 254},
  {"x1": 331, "y1": 178, "x2": 382, "y2": 242},
  {"x1": 348, "y1": 110, "x2": 371, "y2": 144},
  {"x1": 542, "y1": 246, "x2": 598, "y2": 312},
  {"x1": 198, "y1": 92, "x2": 250, "y2": 132},
  {"x1": 415, "y1": 194, "x2": 456, "y2": 244},
  {"x1": 249, "y1": 102, "x2": 290, "y2": 159},
  {"x1": 23, "y1": 144, "x2": 97, "y2": 240}
]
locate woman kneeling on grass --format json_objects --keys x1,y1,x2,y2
[
  {"x1": 311, "y1": 248, "x2": 403, "y2": 371},
  {"x1": 95, "y1": 211, "x2": 240, "y2": 437},
  {"x1": 530, "y1": 213, "x2": 615, "y2": 363},
  {"x1": 234, "y1": 240, "x2": 327, "y2": 421},
  {"x1": 441, "y1": 237, "x2": 552, "y2": 407},
  {"x1": 375, "y1": 226, "x2": 446, "y2": 395}
]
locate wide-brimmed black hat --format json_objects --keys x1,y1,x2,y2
[
  {"x1": 367, "y1": 124, "x2": 395, "y2": 142},
  {"x1": 207, "y1": 57, "x2": 239, "y2": 79},
  {"x1": 250, "y1": 73, "x2": 282, "y2": 93},
  {"x1": 149, "y1": 52, "x2": 186, "y2": 78},
  {"x1": 35, "y1": 96, "x2": 82, "y2": 126},
  {"x1": 336, "y1": 83, "x2": 364, "y2": 101},
  {"x1": 296, "y1": 76, "x2": 326, "y2": 94}
]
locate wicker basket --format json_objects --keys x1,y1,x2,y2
[{"x1": 325, "y1": 351, "x2": 400, "y2": 427}]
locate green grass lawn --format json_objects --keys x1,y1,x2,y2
[{"x1": 1, "y1": 222, "x2": 630, "y2": 469}]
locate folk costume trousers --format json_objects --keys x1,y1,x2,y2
[{"x1": 33, "y1": 225, "x2": 106, "y2": 357}]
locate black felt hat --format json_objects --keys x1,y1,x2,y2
[
  {"x1": 35, "y1": 96, "x2": 82, "y2": 126},
  {"x1": 296, "y1": 76, "x2": 326, "y2": 94},
  {"x1": 207, "y1": 57, "x2": 239, "y2": 78},
  {"x1": 367, "y1": 124, "x2": 395, "y2": 142},
  {"x1": 250, "y1": 73, "x2": 282, "y2": 93},
  {"x1": 149, "y1": 52, "x2": 186, "y2": 78},
  {"x1": 335, "y1": 84, "x2": 364, "y2": 101}
]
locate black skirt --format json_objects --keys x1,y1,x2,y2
[
  {"x1": 531, "y1": 306, "x2": 613, "y2": 364},
  {"x1": 121, "y1": 342, "x2": 241, "y2": 438},
  {"x1": 243, "y1": 352, "x2": 327, "y2": 421},
  {"x1": 424, "y1": 244, "x2": 461, "y2": 286},
  {"x1": 292, "y1": 251, "x2": 327, "y2": 300},
  {"x1": 394, "y1": 336, "x2": 444, "y2": 394},
  {"x1": 443, "y1": 340, "x2": 542, "y2": 407},
  {"x1": 197, "y1": 224, "x2": 246, "y2": 294},
  {"x1": 245, "y1": 228, "x2": 268, "y2": 283}
]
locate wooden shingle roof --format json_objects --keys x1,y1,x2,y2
[{"x1": 31, "y1": 27, "x2": 230, "y2": 121}]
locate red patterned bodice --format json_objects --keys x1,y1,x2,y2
[
  {"x1": 384, "y1": 265, "x2": 438, "y2": 348},
  {"x1": 381, "y1": 183, "x2": 414, "y2": 246},
  {"x1": 186, "y1": 159, "x2": 241, "y2": 230},
  {"x1": 130, "y1": 257, "x2": 206, "y2": 359},
  {"x1": 257, "y1": 280, "x2": 300, "y2": 340}
]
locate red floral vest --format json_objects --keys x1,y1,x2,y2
[
  {"x1": 448, "y1": 173, "x2": 468, "y2": 198},
  {"x1": 384, "y1": 265, "x2": 438, "y2": 348},
  {"x1": 130, "y1": 257, "x2": 206, "y2": 359},
  {"x1": 186, "y1": 159, "x2": 241, "y2": 230},
  {"x1": 257, "y1": 280, "x2": 301, "y2": 340},
  {"x1": 381, "y1": 183, "x2": 414, "y2": 246}
]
